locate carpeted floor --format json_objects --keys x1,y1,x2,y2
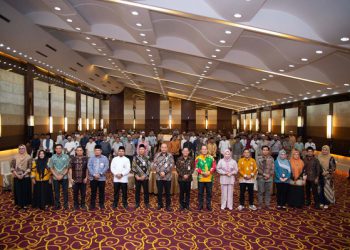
[{"x1": 0, "y1": 173, "x2": 350, "y2": 250}]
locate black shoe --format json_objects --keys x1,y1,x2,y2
[
  {"x1": 53, "y1": 206, "x2": 61, "y2": 210},
  {"x1": 145, "y1": 204, "x2": 150, "y2": 209},
  {"x1": 157, "y1": 205, "x2": 163, "y2": 210},
  {"x1": 64, "y1": 206, "x2": 69, "y2": 210},
  {"x1": 305, "y1": 201, "x2": 311, "y2": 206},
  {"x1": 314, "y1": 204, "x2": 321, "y2": 210},
  {"x1": 123, "y1": 204, "x2": 128, "y2": 210},
  {"x1": 207, "y1": 206, "x2": 212, "y2": 211},
  {"x1": 81, "y1": 205, "x2": 87, "y2": 210},
  {"x1": 198, "y1": 206, "x2": 203, "y2": 211},
  {"x1": 100, "y1": 205, "x2": 105, "y2": 210},
  {"x1": 166, "y1": 207, "x2": 172, "y2": 212},
  {"x1": 74, "y1": 206, "x2": 79, "y2": 210},
  {"x1": 135, "y1": 204, "x2": 140, "y2": 209},
  {"x1": 180, "y1": 206, "x2": 185, "y2": 211},
  {"x1": 186, "y1": 206, "x2": 191, "y2": 211},
  {"x1": 112, "y1": 204, "x2": 118, "y2": 209}
]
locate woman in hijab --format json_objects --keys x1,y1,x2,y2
[
  {"x1": 31, "y1": 150, "x2": 53, "y2": 210},
  {"x1": 216, "y1": 149, "x2": 238, "y2": 210},
  {"x1": 288, "y1": 149, "x2": 306, "y2": 208},
  {"x1": 10, "y1": 144, "x2": 32, "y2": 209},
  {"x1": 274, "y1": 150, "x2": 291, "y2": 209},
  {"x1": 318, "y1": 145, "x2": 336, "y2": 209}
]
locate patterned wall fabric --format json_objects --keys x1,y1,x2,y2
[
  {"x1": 51, "y1": 85, "x2": 64, "y2": 133},
  {"x1": 101, "y1": 100, "x2": 109, "y2": 129},
  {"x1": 33, "y1": 80, "x2": 48, "y2": 134},
  {"x1": 307, "y1": 104, "x2": 328, "y2": 137},
  {"x1": 81, "y1": 94, "x2": 87, "y2": 130},
  {"x1": 66, "y1": 89, "x2": 76, "y2": 133},
  {"x1": 0, "y1": 69, "x2": 24, "y2": 148},
  {"x1": 285, "y1": 107, "x2": 298, "y2": 134}
]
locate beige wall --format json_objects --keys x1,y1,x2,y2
[
  {"x1": 101, "y1": 100, "x2": 109, "y2": 130},
  {"x1": 334, "y1": 101, "x2": 350, "y2": 139},
  {"x1": 34, "y1": 79, "x2": 48, "y2": 134},
  {"x1": 307, "y1": 104, "x2": 328, "y2": 138},
  {"x1": 272, "y1": 109, "x2": 283, "y2": 134},
  {"x1": 81, "y1": 94, "x2": 87, "y2": 130},
  {"x1": 285, "y1": 107, "x2": 297, "y2": 134},
  {"x1": 66, "y1": 89, "x2": 76, "y2": 133},
  {"x1": 261, "y1": 111, "x2": 270, "y2": 132}
]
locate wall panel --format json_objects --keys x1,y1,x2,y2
[
  {"x1": 51, "y1": 85, "x2": 64, "y2": 134},
  {"x1": 285, "y1": 107, "x2": 297, "y2": 134},
  {"x1": 66, "y1": 89, "x2": 76, "y2": 133},
  {"x1": 0, "y1": 69, "x2": 25, "y2": 149},
  {"x1": 81, "y1": 94, "x2": 87, "y2": 131},
  {"x1": 34, "y1": 80, "x2": 48, "y2": 134},
  {"x1": 102, "y1": 100, "x2": 109, "y2": 129},
  {"x1": 272, "y1": 109, "x2": 282, "y2": 134},
  {"x1": 196, "y1": 109, "x2": 205, "y2": 131}
]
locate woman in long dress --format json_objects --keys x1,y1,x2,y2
[
  {"x1": 288, "y1": 150, "x2": 306, "y2": 208},
  {"x1": 10, "y1": 144, "x2": 32, "y2": 209},
  {"x1": 274, "y1": 150, "x2": 291, "y2": 209},
  {"x1": 31, "y1": 150, "x2": 53, "y2": 210},
  {"x1": 318, "y1": 145, "x2": 336, "y2": 209}
]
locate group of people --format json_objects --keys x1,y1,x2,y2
[{"x1": 10, "y1": 129, "x2": 337, "y2": 212}]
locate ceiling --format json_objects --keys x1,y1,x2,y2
[{"x1": 1, "y1": 0, "x2": 350, "y2": 111}]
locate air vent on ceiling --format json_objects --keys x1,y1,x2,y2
[
  {"x1": 69, "y1": 67, "x2": 77, "y2": 72},
  {"x1": 35, "y1": 50, "x2": 48, "y2": 58},
  {"x1": 89, "y1": 77, "x2": 94, "y2": 81},
  {"x1": 95, "y1": 73, "x2": 100, "y2": 77},
  {"x1": 45, "y1": 44, "x2": 57, "y2": 52},
  {"x1": 0, "y1": 14, "x2": 10, "y2": 23},
  {"x1": 76, "y1": 62, "x2": 84, "y2": 67}
]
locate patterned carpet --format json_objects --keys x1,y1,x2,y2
[{"x1": 0, "y1": 173, "x2": 350, "y2": 250}]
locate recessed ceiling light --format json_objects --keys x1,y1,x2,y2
[
  {"x1": 225, "y1": 30, "x2": 232, "y2": 34},
  {"x1": 215, "y1": 48, "x2": 221, "y2": 52},
  {"x1": 208, "y1": 61, "x2": 212, "y2": 64},
  {"x1": 317, "y1": 90, "x2": 321, "y2": 92},
  {"x1": 66, "y1": 18, "x2": 72, "y2": 23},
  {"x1": 268, "y1": 74, "x2": 274, "y2": 77},
  {"x1": 205, "y1": 66, "x2": 210, "y2": 69},
  {"x1": 97, "y1": 49, "x2": 102, "y2": 51},
  {"x1": 103, "y1": 53, "x2": 107, "y2": 56},
  {"x1": 306, "y1": 92, "x2": 311, "y2": 94},
  {"x1": 91, "y1": 43, "x2": 96, "y2": 46},
  {"x1": 301, "y1": 58, "x2": 308, "y2": 62},
  {"x1": 140, "y1": 33, "x2": 146, "y2": 37},
  {"x1": 142, "y1": 41, "x2": 148, "y2": 44},
  {"x1": 151, "y1": 63, "x2": 155, "y2": 66},
  {"x1": 340, "y1": 37, "x2": 349, "y2": 42},
  {"x1": 256, "y1": 81, "x2": 260, "y2": 84},
  {"x1": 262, "y1": 78, "x2": 266, "y2": 81},
  {"x1": 201, "y1": 74, "x2": 205, "y2": 76},
  {"x1": 54, "y1": 6, "x2": 61, "y2": 11},
  {"x1": 203, "y1": 70, "x2": 207, "y2": 73},
  {"x1": 211, "y1": 55, "x2": 217, "y2": 58},
  {"x1": 0, "y1": 43, "x2": 3, "y2": 47},
  {"x1": 148, "y1": 54, "x2": 153, "y2": 57},
  {"x1": 344, "y1": 83, "x2": 350, "y2": 86},
  {"x1": 86, "y1": 37, "x2": 90, "y2": 40},
  {"x1": 108, "y1": 58, "x2": 112, "y2": 61},
  {"x1": 219, "y1": 40, "x2": 226, "y2": 44},
  {"x1": 136, "y1": 23, "x2": 142, "y2": 27},
  {"x1": 131, "y1": 11, "x2": 139, "y2": 15},
  {"x1": 146, "y1": 49, "x2": 151, "y2": 52},
  {"x1": 327, "y1": 87, "x2": 332, "y2": 90},
  {"x1": 289, "y1": 64, "x2": 295, "y2": 68},
  {"x1": 316, "y1": 50, "x2": 323, "y2": 54},
  {"x1": 75, "y1": 27, "x2": 81, "y2": 31},
  {"x1": 279, "y1": 69, "x2": 285, "y2": 72},
  {"x1": 234, "y1": 13, "x2": 242, "y2": 18}
]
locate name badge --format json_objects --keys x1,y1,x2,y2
[{"x1": 100, "y1": 163, "x2": 104, "y2": 166}]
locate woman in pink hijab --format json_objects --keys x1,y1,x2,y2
[{"x1": 217, "y1": 149, "x2": 238, "y2": 210}]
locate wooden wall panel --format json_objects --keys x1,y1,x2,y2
[
  {"x1": 94, "y1": 98, "x2": 100, "y2": 129},
  {"x1": 66, "y1": 89, "x2": 76, "y2": 133},
  {"x1": 145, "y1": 92, "x2": 160, "y2": 132},
  {"x1": 160, "y1": 100, "x2": 169, "y2": 128},
  {"x1": 196, "y1": 109, "x2": 205, "y2": 131},
  {"x1": 272, "y1": 109, "x2": 282, "y2": 134},
  {"x1": 135, "y1": 100, "x2": 145, "y2": 130},
  {"x1": 334, "y1": 101, "x2": 350, "y2": 139},
  {"x1": 102, "y1": 100, "x2": 109, "y2": 130},
  {"x1": 232, "y1": 114, "x2": 238, "y2": 129},
  {"x1": 285, "y1": 107, "x2": 298, "y2": 134},
  {"x1": 261, "y1": 111, "x2": 270, "y2": 132},
  {"x1": 124, "y1": 99, "x2": 133, "y2": 129},
  {"x1": 109, "y1": 92, "x2": 124, "y2": 132},
  {"x1": 307, "y1": 104, "x2": 328, "y2": 138},
  {"x1": 252, "y1": 113, "x2": 257, "y2": 132},
  {"x1": 217, "y1": 107, "x2": 232, "y2": 133},
  {"x1": 81, "y1": 94, "x2": 87, "y2": 131},
  {"x1": 51, "y1": 85, "x2": 64, "y2": 134},
  {"x1": 34, "y1": 80, "x2": 48, "y2": 134},
  {"x1": 0, "y1": 69, "x2": 25, "y2": 149},
  {"x1": 208, "y1": 109, "x2": 217, "y2": 131},
  {"x1": 171, "y1": 99, "x2": 181, "y2": 129},
  {"x1": 181, "y1": 100, "x2": 196, "y2": 132}
]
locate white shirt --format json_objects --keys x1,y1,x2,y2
[
  {"x1": 64, "y1": 141, "x2": 77, "y2": 156},
  {"x1": 181, "y1": 139, "x2": 187, "y2": 149},
  {"x1": 86, "y1": 142, "x2": 96, "y2": 157},
  {"x1": 250, "y1": 140, "x2": 259, "y2": 152},
  {"x1": 42, "y1": 139, "x2": 54, "y2": 153},
  {"x1": 219, "y1": 140, "x2": 230, "y2": 155},
  {"x1": 305, "y1": 142, "x2": 316, "y2": 150},
  {"x1": 110, "y1": 156, "x2": 131, "y2": 183},
  {"x1": 56, "y1": 135, "x2": 64, "y2": 145},
  {"x1": 190, "y1": 136, "x2": 196, "y2": 143}
]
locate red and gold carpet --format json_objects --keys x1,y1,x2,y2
[{"x1": 0, "y1": 173, "x2": 350, "y2": 249}]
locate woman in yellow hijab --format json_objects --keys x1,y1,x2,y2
[{"x1": 318, "y1": 145, "x2": 336, "y2": 209}]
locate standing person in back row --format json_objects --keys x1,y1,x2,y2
[
  {"x1": 238, "y1": 149, "x2": 258, "y2": 211},
  {"x1": 304, "y1": 147, "x2": 321, "y2": 209},
  {"x1": 152, "y1": 143, "x2": 175, "y2": 211},
  {"x1": 111, "y1": 146, "x2": 131, "y2": 210},
  {"x1": 176, "y1": 147, "x2": 195, "y2": 211},
  {"x1": 132, "y1": 144, "x2": 151, "y2": 209},
  {"x1": 196, "y1": 145, "x2": 216, "y2": 211},
  {"x1": 88, "y1": 145, "x2": 109, "y2": 210},
  {"x1": 49, "y1": 144, "x2": 70, "y2": 210}
]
